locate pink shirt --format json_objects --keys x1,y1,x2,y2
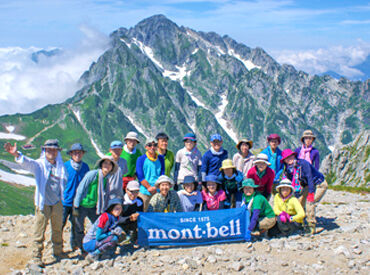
[{"x1": 201, "y1": 189, "x2": 226, "y2": 210}]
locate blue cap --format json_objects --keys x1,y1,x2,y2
[
  {"x1": 67, "y1": 143, "x2": 86, "y2": 154},
  {"x1": 182, "y1": 175, "x2": 196, "y2": 184},
  {"x1": 105, "y1": 198, "x2": 123, "y2": 212},
  {"x1": 183, "y1": 133, "x2": 197, "y2": 142},
  {"x1": 205, "y1": 174, "x2": 221, "y2": 184},
  {"x1": 210, "y1": 133, "x2": 222, "y2": 142},
  {"x1": 110, "y1": 140, "x2": 123, "y2": 149}
]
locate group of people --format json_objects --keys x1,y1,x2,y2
[{"x1": 3, "y1": 129, "x2": 327, "y2": 266}]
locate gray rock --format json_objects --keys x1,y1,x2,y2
[
  {"x1": 28, "y1": 264, "x2": 43, "y2": 275},
  {"x1": 230, "y1": 261, "x2": 244, "y2": 271},
  {"x1": 334, "y1": 245, "x2": 352, "y2": 258},
  {"x1": 215, "y1": 248, "x2": 223, "y2": 255},
  {"x1": 72, "y1": 267, "x2": 83, "y2": 275},
  {"x1": 90, "y1": 261, "x2": 102, "y2": 270},
  {"x1": 207, "y1": 255, "x2": 217, "y2": 264},
  {"x1": 185, "y1": 258, "x2": 198, "y2": 269}
]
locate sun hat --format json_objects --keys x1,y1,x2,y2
[
  {"x1": 42, "y1": 139, "x2": 62, "y2": 150},
  {"x1": 239, "y1": 178, "x2": 259, "y2": 190},
  {"x1": 219, "y1": 159, "x2": 236, "y2": 171},
  {"x1": 236, "y1": 138, "x2": 253, "y2": 150},
  {"x1": 155, "y1": 175, "x2": 175, "y2": 188},
  {"x1": 126, "y1": 180, "x2": 140, "y2": 191},
  {"x1": 204, "y1": 174, "x2": 221, "y2": 184},
  {"x1": 280, "y1": 149, "x2": 297, "y2": 163},
  {"x1": 276, "y1": 178, "x2": 294, "y2": 192},
  {"x1": 301, "y1": 130, "x2": 316, "y2": 143},
  {"x1": 67, "y1": 143, "x2": 86, "y2": 155},
  {"x1": 105, "y1": 198, "x2": 123, "y2": 212},
  {"x1": 145, "y1": 137, "x2": 157, "y2": 146},
  {"x1": 253, "y1": 153, "x2": 271, "y2": 166},
  {"x1": 182, "y1": 175, "x2": 196, "y2": 184},
  {"x1": 155, "y1": 132, "x2": 169, "y2": 140},
  {"x1": 267, "y1": 134, "x2": 281, "y2": 145},
  {"x1": 95, "y1": 156, "x2": 118, "y2": 174},
  {"x1": 124, "y1": 131, "x2": 140, "y2": 143},
  {"x1": 110, "y1": 140, "x2": 123, "y2": 149},
  {"x1": 210, "y1": 133, "x2": 222, "y2": 142},
  {"x1": 183, "y1": 133, "x2": 197, "y2": 142}
]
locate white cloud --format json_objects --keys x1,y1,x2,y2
[
  {"x1": 0, "y1": 25, "x2": 109, "y2": 115},
  {"x1": 271, "y1": 41, "x2": 370, "y2": 79}
]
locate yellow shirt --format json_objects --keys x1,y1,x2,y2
[{"x1": 273, "y1": 193, "x2": 305, "y2": 223}]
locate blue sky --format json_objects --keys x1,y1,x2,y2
[
  {"x1": 0, "y1": 0, "x2": 369, "y2": 115},
  {"x1": 0, "y1": 0, "x2": 369, "y2": 50}
]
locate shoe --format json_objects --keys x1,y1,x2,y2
[
  {"x1": 304, "y1": 223, "x2": 324, "y2": 235},
  {"x1": 86, "y1": 250, "x2": 101, "y2": 262}
]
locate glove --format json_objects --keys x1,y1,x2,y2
[
  {"x1": 279, "y1": 211, "x2": 288, "y2": 223},
  {"x1": 111, "y1": 227, "x2": 123, "y2": 236},
  {"x1": 284, "y1": 212, "x2": 291, "y2": 222},
  {"x1": 307, "y1": 192, "x2": 315, "y2": 203},
  {"x1": 245, "y1": 229, "x2": 251, "y2": 241},
  {"x1": 72, "y1": 207, "x2": 79, "y2": 217}
]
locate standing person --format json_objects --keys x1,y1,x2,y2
[
  {"x1": 147, "y1": 175, "x2": 183, "y2": 213},
  {"x1": 218, "y1": 159, "x2": 244, "y2": 208},
  {"x1": 121, "y1": 132, "x2": 142, "y2": 190},
  {"x1": 63, "y1": 143, "x2": 90, "y2": 252},
  {"x1": 4, "y1": 140, "x2": 67, "y2": 266},
  {"x1": 174, "y1": 133, "x2": 202, "y2": 190},
  {"x1": 201, "y1": 175, "x2": 227, "y2": 211},
  {"x1": 240, "y1": 179, "x2": 276, "y2": 237},
  {"x1": 246, "y1": 154, "x2": 275, "y2": 200},
  {"x1": 83, "y1": 199, "x2": 126, "y2": 261},
  {"x1": 121, "y1": 180, "x2": 143, "y2": 245},
  {"x1": 273, "y1": 179, "x2": 305, "y2": 236},
  {"x1": 233, "y1": 138, "x2": 255, "y2": 177},
  {"x1": 177, "y1": 176, "x2": 203, "y2": 212},
  {"x1": 295, "y1": 130, "x2": 320, "y2": 170},
  {"x1": 201, "y1": 134, "x2": 228, "y2": 182},
  {"x1": 261, "y1": 134, "x2": 283, "y2": 186},
  {"x1": 136, "y1": 138, "x2": 165, "y2": 211},
  {"x1": 281, "y1": 149, "x2": 328, "y2": 235},
  {"x1": 73, "y1": 156, "x2": 121, "y2": 251},
  {"x1": 108, "y1": 140, "x2": 128, "y2": 178},
  {"x1": 156, "y1": 132, "x2": 175, "y2": 177}
]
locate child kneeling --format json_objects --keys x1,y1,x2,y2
[
  {"x1": 83, "y1": 199, "x2": 125, "y2": 260},
  {"x1": 273, "y1": 179, "x2": 305, "y2": 236}
]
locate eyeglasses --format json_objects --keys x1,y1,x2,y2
[
  {"x1": 146, "y1": 143, "x2": 157, "y2": 148},
  {"x1": 127, "y1": 190, "x2": 139, "y2": 194}
]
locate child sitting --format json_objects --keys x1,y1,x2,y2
[
  {"x1": 177, "y1": 176, "x2": 203, "y2": 212},
  {"x1": 218, "y1": 159, "x2": 243, "y2": 208},
  {"x1": 240, "y1": 178, "x2": 276, "y2": 237},
  {"x1": 83, "y1": 199, "x2": 126, "y2": 261},
  {"x1": 273, "y1": 179, "x2": 305, "y2": 236},
  {"x1": 201, "y1": 175, "x2": 226, "y2": 211}
]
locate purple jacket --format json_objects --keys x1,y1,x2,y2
[{"x1": 295, "y1": 147, "x2": 320, "y2": 170}]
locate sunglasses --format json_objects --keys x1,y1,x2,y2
[{"x1": 146, "y1": 143, "x2": 157, "y2": 148}]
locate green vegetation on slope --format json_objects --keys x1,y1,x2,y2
[{"x1": 0, "y1": 181, "x2": 34, "y2": 216}]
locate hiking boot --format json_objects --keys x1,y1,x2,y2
[
  {"x1": 304, "y1": 223, "x2": 324, "y2": 235},
  {"x1": 86, "y1": 250, "x2": 101, "y2": 262}
]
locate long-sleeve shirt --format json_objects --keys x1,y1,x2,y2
[
  {"x1": 246, "y1": 166, "x2": 275, "y2": 198},
  {"x1": 136, "y1": 153, "x2": 165, "y2": 196},
  {"x1": 201, "y1": 149, "x2": 228, "y2": 181},
  {"x1": 15, "y1": 153, "x2": 67, "y2": 210},
  {"x1": 233, "y1": 152, "x2": 255, "y2": 177},
  {"x1": 295, "y1": 146, "x2": 320, "y2": 170},
  {"x1": 147, "y1": 190, "x2": 183, "y2": 212},
  {"x1": 174, "y1": 147, "x2": 202, "y2": 183},
  {"x1": 261, "y1": 146, "x2": 283, "y2": 182},
  {"x1": 273, "y1": 193, "x2": 305, "y2": 223}
]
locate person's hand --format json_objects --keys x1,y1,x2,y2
[
  {"x1": 4, "y1": 142, "x2": 19, "y2": 157},
  {"x1": 279, "y1": 211, "x2": 288, "y2": 223},
  {"x1": 112, "y1": 227, "x2": 123, "y2": 236},
  {"x1": 72, "y1": 207, "x2": 79, "y2": 217},
  {"x1": 130, "y1": 213, "x2": 139, "y2": 221},
  {"x1": 147, "y1": 186, "x2": 157, "y2": 195}
]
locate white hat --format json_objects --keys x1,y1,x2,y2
[
  {"x1": 124, "y1": 131, "x2": 140, "y2": 143},
  {"x1": 253, "y1": 153, "x2": 271, "y2": 166},
  {"x1": 126, "y1": 180, "x2": 140, "y2": 191},
  {"x1": 155, "y1": 175, "x2": 175, "y2": 188},
  {"x1": 276, "y1": 178, "x2": 294, "y2": 192}
]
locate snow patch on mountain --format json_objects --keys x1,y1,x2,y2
[
  {"x1": 132, "y1": 38, "x2": 164, "y2": 70},
  {"x1": 0, "y1": 132, "x2": 26, "y2": 140},
  {"x1": 5, "y1": 125, "x2": 15, "y2": 133},
  {"x1": 215, "y1": 94, "x2": 238, "y2": 143},
  {"x1": 0, "y1": 168, "x2": 35, "y2": 186},
  {"x1": 227, "y1": 49, "x2": 260, "y2": 71}
]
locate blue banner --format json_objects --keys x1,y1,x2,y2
[{"x1": 138, "y1": 206, "x2": 250, "y2": 246}]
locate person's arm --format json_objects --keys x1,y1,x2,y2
[
  {"x1": 174, "y1": 192, "x2": 183, "y2": 212},
  {"x1": 273, "y1": 194, "x2": 282, "y2": 216},
  {"x1": 314, "y1": 150, "x2": 320, "y2": 170},
  {"x1": 248, "y1": 209, "x2": 261, "y2": 231},
  {"x1": 301, "y1": 161, "x2": 315, "y2": 202},
  {"x1": 73, "y1": 171, "x2": 97, "y2": 208},
  {"x1": 291, "y1": 198, "x2": 305, "y2": 223},
  {"x1": 136, "y1": 156, "x2": 152, "y2": 191},
  {"x1": 95, "y1": 213, "x2": 111, "y2": 241},
  {"x1": 4, "y1": 143, "x2": 41, "y2": 176},
  {"x1": 200, "y1": 152, "x2": 209, "y2": 182},
  {"x1": 174, "y1": 162, "x2": 180, "y2": 185}
]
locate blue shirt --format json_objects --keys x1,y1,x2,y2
[
  {"x1": 201, "y1": 149, "x2": 228, "y2": 180},
  {"x1": 136, "y1": 154, "x2": 165, "y2": 196},
  {"x1": 63, "y1": 160, "x2": 90, "y2": 207}
]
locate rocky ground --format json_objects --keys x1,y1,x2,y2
[{"x1": 1, "y1": 189, "x2": 369, "y2": 275}]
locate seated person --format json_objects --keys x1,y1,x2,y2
[
  {"x1": 218, "y1": 159, "x2": 243, "y2": 208},
  {"x1": 147, "y1": 175, "x2": 183, "y2": 213},
  {"x1": 83, "y1": 199, "x2": 126, "y2": 261},
  {"x1": 273, "y1": 179, "x2": 305, "y2": 236},
  {"x1": 240, "y1": 178, "x2": 276, "y2": 237},
  {"x1": 201, "y1": 175, "x2": 226, "y2": 211},
  {"x1": 177, "y1": 176, "x2": 203, "y2": 212},
  {"x1": 121, "y1": 180, "x2": 143, "y2": 245}
]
